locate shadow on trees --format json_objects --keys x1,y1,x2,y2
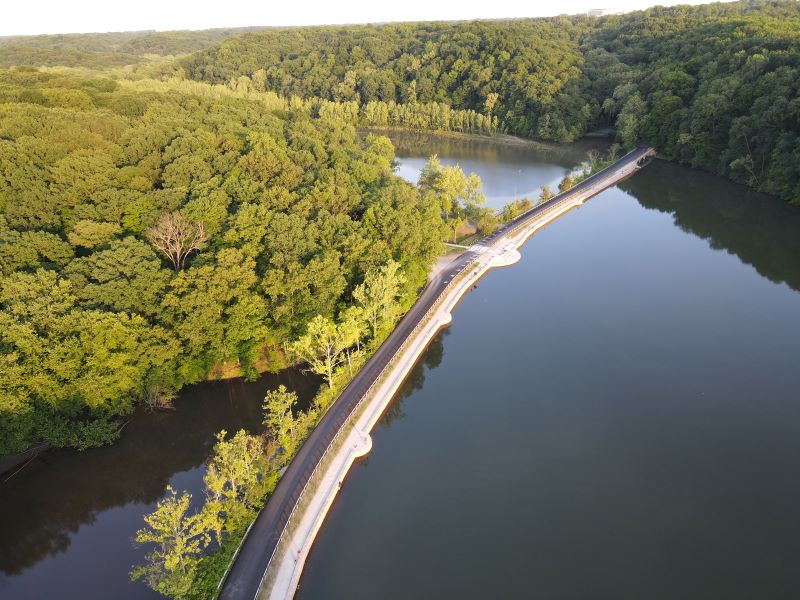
[{"x1": 0, "y1": 369, "x2": 320, "y2": 577}]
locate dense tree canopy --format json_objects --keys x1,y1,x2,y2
[
  {"x1": 2, "y1": 3, "x2": 797, "y2": 201},
  {"x1": 0, "y1": 28, "x2": 263, "y2": 69},
  {"x1": 176, "y1": 0, "x2": 800, "y2": 203},
  {"x1": 0, "y1": 69, "x2": 444, "y2": 455},
  {"x1": 181, "y1": 18, "x2": 595, "y2": 140},
  {"x1": 585, "y1": 1, "x2": 800, "y2": 204},
  {"x1": 2, "y1": 0, "x2": 799, "y2": 456}
]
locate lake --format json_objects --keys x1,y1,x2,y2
[{"x1": 297, "y1": 133, "x2": 800, "y2": 600}]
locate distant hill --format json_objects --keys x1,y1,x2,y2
[{"x1": 0, "y1": 27, "x2": 264, "y2": 68}]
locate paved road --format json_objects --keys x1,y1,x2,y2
[{"x1": 218, "y1": 146, "x2": 654, "y2": 600}]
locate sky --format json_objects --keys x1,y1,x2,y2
[{"x1": 2, "y1": 0, "x2": 735, "y2": 37}]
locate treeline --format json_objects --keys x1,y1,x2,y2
[
  {"x1": 586, "y1": 1, "x2": 800, "y2": 204},
  {"x1": 319, "y1": 99, "x2": 500, "y2": 135},
  {"x1": 229, "y1": 72, "x2": 503, "y2": 135},
  {"x1": 0, "y1": 27, "x2": 263, "y2": 69},
  {"x1": 3, "y1": 3, "x2": 798, "y2": 202},
  {"x1": 179, "y1": 0, "x2": 800, "y2": 204},
  {"x1": 181, "y1": 18, "x2": 594, "y2": 141},
  {"x1": 0, "y1": 68, "x2": 450, "y2": 456},
  {"x1": 129, "y1": 76, "x2": 501, "y2": 136}
]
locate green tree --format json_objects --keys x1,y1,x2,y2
[
  {"x1": 0, "y1": 269, "x2": 180, "y2": 453},
  {"x1": 131, "y1": 486, "x2": 210, "y2": 599},
  {"x1": 616, "y1": 93, "x2": 646, "y2": 149},
  {"x1": 66, "y1": 219, "x2": 122, "y2": 249},
  {"x1": 500, "y1": 198, "x2": 534, "y2": 222},
  {"x1": 0, "y1": 227, "x2": 73, "y2": 275},
  {"x1": 263, "y1": 385, "x2": 303, "y2": 458},
  {"x1": 353, "y1": 260, "x2": 406, "y2": 338},
  {"x1": 558, "y1": 174, "x2": 575, "y2": 192},
  {"x1": 64, "y1": 237, "x2": 170, "y2": 317},
  {"x1": 161, "y1": 248, "x2": 269, "y2": 379},
  {"x1": 418, "y1": 155, "x2": 486, "y2": 240},
  {"x1": 203, "y1": 429, "x2": 271, "y2": 532},
  {"x1": 291, "y1": 315, "x2": 358, "y2": 388}
]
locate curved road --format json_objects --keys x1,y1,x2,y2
[{"x1": 219, "y1": 146, "x2": 654, "y2": 600}]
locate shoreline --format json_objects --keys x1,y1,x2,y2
[
  {"x1": 358, "y1": 125, "x2": 610, "y2": 149},
  {"x1": 0, "y1": 129, "x2": 620, "y2": 480},
  {"x1": 260, "y1": 242, "x2": 522, "y2": 599}
]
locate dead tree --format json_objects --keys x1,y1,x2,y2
[{"x1": 146, "y1": 212, "x2": 208, "y2": 271}]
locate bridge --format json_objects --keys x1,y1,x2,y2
[{"x1": 218, "y1": 145, "x2": 656, "y2": 600}]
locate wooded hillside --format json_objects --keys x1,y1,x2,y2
[
  {"x1": 2, "y1": 0, "x2": 799, "y2": 455},
  {"x1": 179, "y1": 0, "x2": 800, "y2": 202}
]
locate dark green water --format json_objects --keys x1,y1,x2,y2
[
  {"x1": 298, "y1": 137, "x2": 800, "y2": 599},
  {"x1": 0, "y1": 370, "x2": 320, "y2": 599}
]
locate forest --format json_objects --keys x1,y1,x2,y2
[
  {"x1": 178, "y1": 0, "x2": 800, "y2": 204},
  {"x1": 0, "y1": 28, "x2": 262, "y2": 69},
  {"x1": 2, "y1": 3, "x2": 797, "y2": 203},
  {"x1": 0, "y1": 67, "x2": 505, "y2": 595},
  {"x1": 181, "y1": 18, "x2": 595, "y2": 140},
  {"x1": 0, "y1": 68, "x2": 462, "y2": 456},
  {"x1": 0, "y1": 0, "x2": 797, "y2": 468}
]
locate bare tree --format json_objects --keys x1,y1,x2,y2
[{"x1": 146, "y1": 212, "x2": 208, "y2": 271}]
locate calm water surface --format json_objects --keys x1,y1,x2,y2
[
  {"x1": 391, "y1": 132, "x2": 607, "y2": 210},
  {"x1": 298, "y1": 136, "x2": 800, "y2": 599},
  {"x1": 0, "y1": 370, "x2": 319, "y2": 599}
]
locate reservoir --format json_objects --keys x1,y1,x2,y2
[
  {"x1": 297, "y1": 134, "x2": 800, "y2": 599},
  {"x1": 2, "y1": 133, "x2": 800, "y2": 599}
]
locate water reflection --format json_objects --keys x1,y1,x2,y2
[
  {"x1": 389, "y1": 131, "x2": 608, "y2": 210},
  {"x1": 378, "y1": 329, "x2": 449, "y2": 432},
  {"x1": 388, "y1": 131, "x2": 606, "y2": 167},
  {"x1": 0, "y1": 369, "x2": 319, "y2": 599},
  {"x1": 621, "y1": 159, "x2": 800, "y2": 292}
]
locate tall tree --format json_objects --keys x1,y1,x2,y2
[
  {"x1": 263, "y1": 385, "x2": 302, "y2": 458},
  {"x1": 418, "y1": 156, "x2": 486, "y2": 240},
  {"x1": 203, "y1": 430, "x2": 271, "y2": 532},
  {"x1": 131, "y1": 487, "x2": 210, "y2": 599},
  {"x1": 291, "y1": 315, "x2": 359, "y2": 388},
  {"x1": 353, "y1": 260, "x2": 406, "y2": 338}
]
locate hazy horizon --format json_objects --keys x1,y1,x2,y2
[{"x1": 3, "y1": 0, "x2": 738, "y2": 37}]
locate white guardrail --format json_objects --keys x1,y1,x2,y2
[{"x1": 249, "y1": 146, "x2": 651, "y2": 598}]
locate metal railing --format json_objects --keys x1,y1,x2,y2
[{"x1": 255, "y1": 247, "x2": 482, "y2": 598}]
